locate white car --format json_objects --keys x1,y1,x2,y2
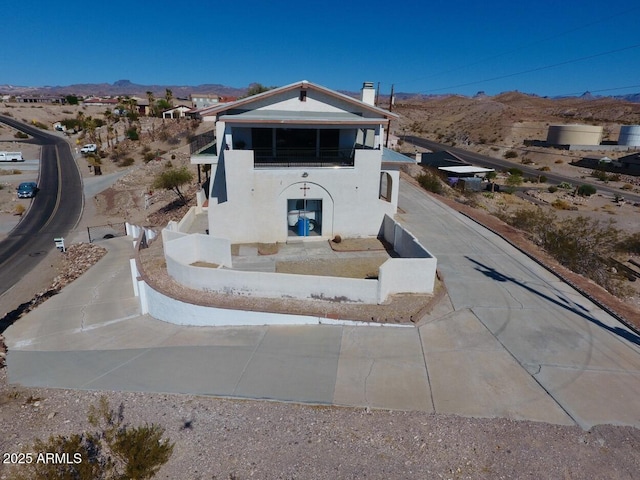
[{"x1": 80, "y1": 144, "x2": 97, "y2": 154}]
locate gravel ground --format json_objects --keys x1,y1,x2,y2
[{"x1": 1, "y1": 368, "x2": 640, "y2": 480}]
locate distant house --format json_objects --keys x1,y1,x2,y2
[
  {"x1": 17, "y1": 95, "x2": 66, "y2": 104},
  {"x1": 162, "y1": 105, "x2": 193, "y2": 119},
  {"x1": 191, "y1": 80, "x2": 400, "y2": 244},
  {"x1": 190, "y1": 93, "x2": 221, "y2": 109},
  {"x1": 83, "y1": 97, "x2": 120, "y2": 107}
]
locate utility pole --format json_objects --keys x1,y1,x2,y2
[{"x1": 385, "y1": 84, "x2": 394, "y2": 148}]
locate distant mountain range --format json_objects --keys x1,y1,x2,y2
[
  {"x1": 0, "y1": 80, "x2": 248, "y2": 99},
  {"x1": 1, "y1": 80, "x2": 639, "y2": 103}
]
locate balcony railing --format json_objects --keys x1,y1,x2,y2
[
  {"x1": 253, "y1": 147, "x2": 360, "y2": 168},
  {"x1": 189, "y1": 131, "x2": 216, "y2": 155}
]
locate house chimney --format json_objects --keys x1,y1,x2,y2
[{"x1": 361, "y1": 82, "x2": 376, "y2": 106}]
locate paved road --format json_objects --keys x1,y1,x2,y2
[
  {"x1": 5, "y1": 179, "x2": 640, "y2": 429},
  {"x1": 406, "y1": 135, "x2": 640, "y2": 203},
  {"x1": 0, "y1": 117, "x2": 83, "y2": 297}
]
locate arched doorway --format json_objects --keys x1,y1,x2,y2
[{"x1": 279, "y1": 182, "x2": 334, "y2": 239}]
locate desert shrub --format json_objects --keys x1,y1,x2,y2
[
  {"x1": 143, "y1": 151, "x2": 156, "y2": 163},
  {"x1": 548, "y1": 185, "x2": 558, "y2": 193},
  {"x1": 126, "y1": 127, "x2": 139, "y2": 140},
  {"x1": 152, "y1": 166, "x2": 194, "y2": 205},
  {"x1": 558, "y1": 182, "x2": 573, "y2": 189},
  {"x1": 552, "y1": 199, "x2": 575, "y2": 210},
  {"x1": 521, "y1": 158, "x2": 534, "y2": 165},
  {"x1": 504, "y1": 150, "x2": 518, "y2": 159},
  {"x1": 538, "y1": 175, "x2": 548, "y2": 183},
  {"x1": 505, "y1": 174, "x2": 523, "y2": 193},
  {"x1": 14, "y1": 131, "x2": 28, "y2": 139},
  {"x1": 119, "y1": 157, "x2": 135, "y2": 167},
  {"x1": 621, "y1": 183, "x2": 634, "y2": 190},
  {"x1": 30, "y1": 120, "x2": 48, "y2": 129},
  {"x1": 618, "y1": 232, "x2": 640, "y2": 254},
  {"x1": 577, "y1": 184, "x2": 597, "y2": 196},
  {"x1": 538, "y1": 166, "x2": 551, "y2": 172},
  {"x1": 501, "y1": 209, "x2": 626, "y2": 296},
  {"x1": 416, "y1": 171, "x2": 442, "y2": 194},
  {"x1": 86, "y1": 153, "x2": 102, "y2": 165},
  {"x1": 9, "y1": 396, "x2": 173, "y2": 480},
  {"x1": 507, "y1": 167, "x2": 523, "y2": 176},
  {"x1": 14, "y1": 204, "x2": 25, "y2": 215},
  {"x1": 608, "y1": 174, "x2": 621, "y2": 182},
  {"x1": 554, "y1": 159, "x2": 563, "y2": 164},
  {"x1": 591, "y1": 170, "x2": 608, "y2": 181}
]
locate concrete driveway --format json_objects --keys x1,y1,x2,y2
[{"x1": 5, "y1": 179, "x2": 640, "y2": 429}]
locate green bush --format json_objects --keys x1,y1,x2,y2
[
  {"x1": 9, "y1": 397, "x2": 173, "y2": 480},
  {"x1": 504, "y1": 150, "x2": 518, "y2": 159},
  {"x1": 416, "y1": 171, "x2": 442, "y2": 194},
  {"x1": 126, "y1": 127, "x2": 139, "y2": 140},
  {"x1": 548, "y1": 185, "x2": 558, "y2": 193},
  {"x1": 577, "y1": 184, "x2": 597, "y2": 196},
  {"x1": 152, "y1": 166, "x2": 194, "y2": 205},
  {"x1": 507, "y1": 167, "x2": 523, "y2": 176}
]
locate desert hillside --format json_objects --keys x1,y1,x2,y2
[{"x1": 394, "y1": 92, "x2": 640, "y2": 155}]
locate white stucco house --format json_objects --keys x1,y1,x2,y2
[
  {"x1": 191, "y1": 80, "x2": 400, "y2": 244},
  {"x1": 133, "y1": 80, "x2": 437, "y2": 320}
]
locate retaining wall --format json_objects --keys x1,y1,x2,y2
[{"x1": 161, "y1": 214, "x2": 436, "y2": 304}]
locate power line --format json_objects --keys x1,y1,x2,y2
[
  {"x1": 419, "y1": 43, "x2": 640, "y2": 94},
  {"x1": 391, "y1": 6, "x2": 640, "y2": 88},
  {"x1": 382, "y1": 6, "x2": 640, "y2": 94}
]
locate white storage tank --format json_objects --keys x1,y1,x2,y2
[
  {"x1": 618, "y1": 125, "x2": 640, "y2": 146},
  {"x1": 546, "y1": 125, "x2": 603, "y2": 146}
]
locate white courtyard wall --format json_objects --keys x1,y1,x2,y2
[{"x1": 164, "y1": 233, "x2": 232, "y2": 268}]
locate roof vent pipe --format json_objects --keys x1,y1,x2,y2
[{"x1": 361, "y1": 82, "x2": 376, "y2": 106}]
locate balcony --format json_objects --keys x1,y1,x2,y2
[
  {"x1": 253, "y1": 147, "x2": 366, "y2": 168},
  {"x1": 189, "y1": 131, "x2": 216, "y2": 155}
]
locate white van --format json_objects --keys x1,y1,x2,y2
[{"x1": 0, "y1": 151, "x2": 24, "y2": 162}]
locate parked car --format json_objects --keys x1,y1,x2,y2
[
  {"x1": 80, "y1": 144, "x2": 97, "y2": 154},
  {"x1": 17, "y1": 182, "x2": 38, "y2": 198}
]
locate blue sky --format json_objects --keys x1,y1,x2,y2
[{"x1": 3, "y1": 0, "x2": 639, "y2": 97}]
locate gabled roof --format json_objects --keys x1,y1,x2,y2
[{"x1": 197, "y1": 80, "x2": 398, "y2": 120}]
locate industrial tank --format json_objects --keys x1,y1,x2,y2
[
  {"x1": 546, "y1": 125, "x2": 603, "y2": 146},
  {"x1": 618, "y1": 125, "x2": 640, "y2": 146}
]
